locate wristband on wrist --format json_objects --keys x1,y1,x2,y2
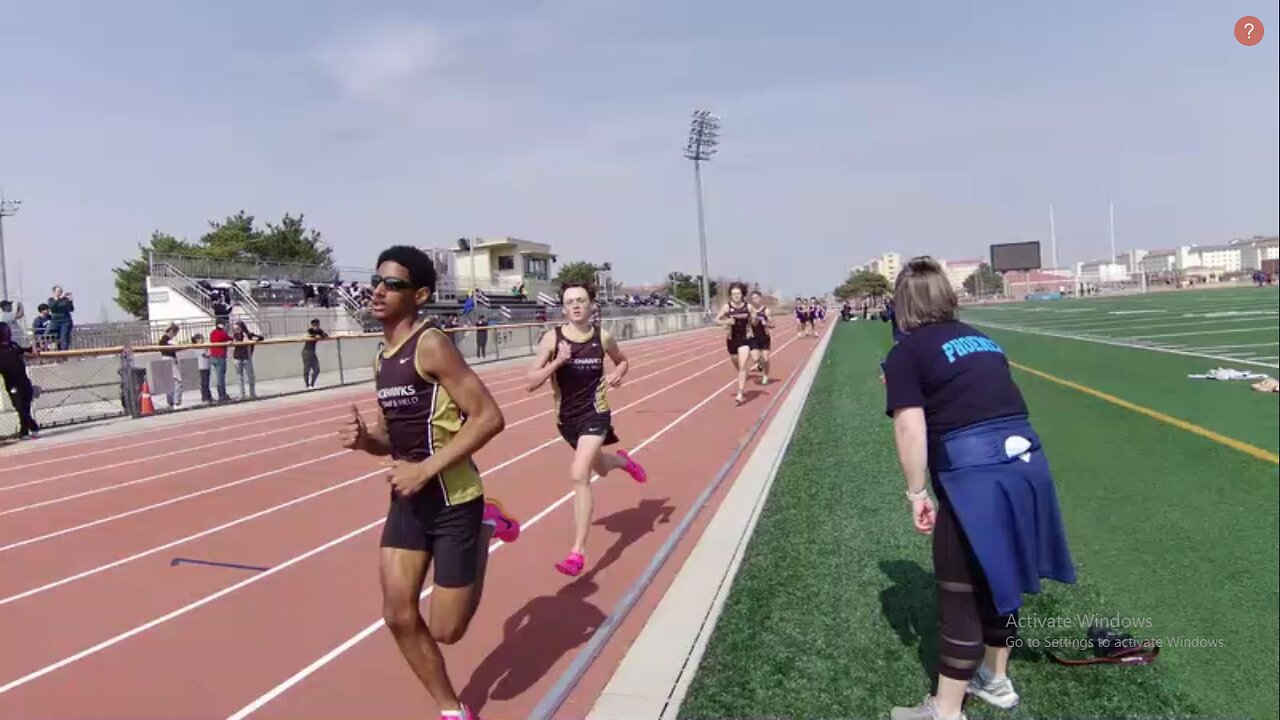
[{"x1": 905, "y1": 488, "x2": 929, "y2": 501}]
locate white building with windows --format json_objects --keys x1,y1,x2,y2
[
  {"x1": 450, "y1": 237, "x2": 557, "y2": 299},
  {"x1": 851, "y1": 252, "x2": 901, "y2": 283}
]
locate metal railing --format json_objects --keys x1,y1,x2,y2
[
  {"x1": 148, "y1": 252, "x2": 366, "y2": 285},
  {"x1": 1, "y1": 310, "x2": 713, "y2": 439}
]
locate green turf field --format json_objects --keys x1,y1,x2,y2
[{"x1": 679, "y1": 291, "x2": 1279, "y2": 720}]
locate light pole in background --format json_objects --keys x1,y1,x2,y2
[
  {"x1": 684, "y1": 110, "x2": 720, "y2": 313},
  {"x1": 0, "y1": 193, "x2": 22, "y2": 303}
]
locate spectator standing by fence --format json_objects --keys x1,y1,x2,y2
[
  {"x1": 233, "y1": 321, "x2": 264, "y2": 399},
  {"x1": 0, "y1": 322, "x2": 40, "y2": 439},
  {"x1": 302, "y1": 319, "x2": 326, "y2": 388},
  {"x1": 208, "y1": 320, "x2": 231, "y2": 403},
  {"x1": 31, "y1": 304, "x2": 53, "y2": 350},
  {"x1": 157, "y1": 323, "x2": 183, "y2": 408},
  {"x1": 475, "y1": 314, "x2": 489, "y2": 358},
  {"x1": 0, "y1": 300, "x2": 24, "y2": 345},
  {"x1": 191, "y1": 334, "x2": 213, "y2": 403},
  {"x1": 47, "y1": 286, "x2": 75, "y2": 351}
]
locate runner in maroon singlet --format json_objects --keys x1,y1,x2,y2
[
  {"x1": 716, "y1": 281, "x2": 754, "y2": 405},
  {"x1": 747, "y1": 289, "x2": 774, "y2": 385},
  {"x1": 339, "y1": 245, "x2": 518, "y2": 720},
  {"x1": 526, "y1": 281, "x2": 647, "y2": 577}
]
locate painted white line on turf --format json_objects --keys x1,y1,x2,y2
[
  {"x1": 0, "y1": 333, "x2": 710, "y2": 479},
  {"x1": 222, "y1": 333, "x2": 805, "y2": 720},
  {"x1": 0, "y1": 335, "x2": 802, "y2": 698},
  {"x1": 0, "y1": 338, "x2": 732, "y2": 517},
  {"x1": 1129, "y1": 325, "x2": 1275, "y2": 340},
  {"x1": 968, "y1": 319, "x2": 1280, "y2": 369},
  {"x1": 0, "y1": 335, "x2": 784, "y2": 607}
]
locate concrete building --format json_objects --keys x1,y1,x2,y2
[
  {"x1": 1138, "y1": 250, "x2": 1178, "y2": 275},
  {"x1": 939, "y1": 258, "x2": 982, "y2": 290},
  {"x1": 451, "y1": 237, "x2": 557, "y2": 299},
  {"x1": 851, "y1": 252, "x2": 901, "y2": 283},
  {"x1": 1078, "y1": 260, "x2": 1131, "y2": 282}
]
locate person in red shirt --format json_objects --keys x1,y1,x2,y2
[{"x1": 208, "y1": 320, "x2": 231, "y2": 403}]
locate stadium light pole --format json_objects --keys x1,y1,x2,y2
[
  {"x1": 0, "y1": 193, "x2": 21, "y2": 303},
  {"x1": 684, "y1": 110, "x2": 720, "y2": 313}
]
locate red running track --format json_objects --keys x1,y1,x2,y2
[{"x1": 0, "y1": 321, "x2": 819, "y2": 719}]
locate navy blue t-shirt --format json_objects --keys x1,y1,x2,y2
[{"x1": 883, "y1": 321, "x2": 1028, "y2": 441}]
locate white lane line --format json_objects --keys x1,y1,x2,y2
[
  {"x1": 0, "y1": 329, "x2": 712, "y2": 473},
  {"x1": 0, "y1": 340, "x2": 730, "y2": 517},
  {"x1": 0, "y1": 335, "x2": 782, "y2": 608},
  {"x1": 0, "y1": 336, "x2": 802, "y2": 698},
  {"x1": 224, "y1": 334, "x2": 805, "y2": 720},
  {"x1": 0, "y1": 451, "x2": 349, "y2": 554},
  {"x1": 0, "y1": 335, "x2": 732, "y2": 499}
]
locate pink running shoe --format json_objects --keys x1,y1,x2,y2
[
  {"x1": 556, "y1": 551, "x2": 586, "y2": 576},
  {"x1": 617, "y1": 450, "x2": 647, "y2": 483},
  {"x1": 483, "y1": 499, "x2": 520, "y2": 544},
  {"x1": 438, "y1": 704, "x2": 478, "y2": 720}
]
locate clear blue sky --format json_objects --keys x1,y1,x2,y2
[{"x1": 1, "y1": 0, "x2": 1276, "y2": 319}]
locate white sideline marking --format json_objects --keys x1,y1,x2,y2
[{"x1": 969, "y1": 320, "x2": 1279, "y2": 369}]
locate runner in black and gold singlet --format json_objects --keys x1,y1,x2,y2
[
  {"x1": 339, "y1": 245, "x2": 517, "y2": 720},
  {"x1": 747, "y1": 289, "x2": 774, "y2": 386},
  {"x1": 527, "y1": 281, "x2": 647, "y2": 577},
  {"x1": 716, "y1": 281, "x2": 754, "y2": 405}
]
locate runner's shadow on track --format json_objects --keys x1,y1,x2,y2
[
  {"x1": 460, "y1": 499, "x2": 676, "y2": 712},
  {"x1": 584, "y1": 497, "x2": 676, "y2": 579},
  {"x1": 461, "y1": 578, "x2": 604, "y2": 712},
  {"x1": 880, "y1": 559, "x2": 939, "y2": 684}
]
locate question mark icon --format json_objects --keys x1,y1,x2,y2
[{"x1": 1235, "y1": 16, "x2": 1264, "y2": 46}]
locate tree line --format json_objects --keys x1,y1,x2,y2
[
  {"x1": 832, "y1": 263, "x2": 1004, "y2": 301},
  {"x1": 112, "y1": 211, "x2": 332, "y2": 319},
  {"x1": 113, "y1": 214, "x2": 728, "y2": 319}
]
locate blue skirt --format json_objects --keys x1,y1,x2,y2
[{"x1": 929, "y1": 415, "x2": 1077, "y2": 616}]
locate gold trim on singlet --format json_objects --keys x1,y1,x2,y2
[{"x1": 374, "y1": 323, "x2": 483, "y2": 506}]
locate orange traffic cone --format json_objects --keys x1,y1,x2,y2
[{"x1": 139, "y1": 381, "x2": 156, "y2": 416}]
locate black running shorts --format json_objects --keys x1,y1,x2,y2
[
  {"x1": 726, "y1": 338, "x2": 751, "y2": 355},
  {"x1": 750, "y1": 335, "x2": 772, "y2": 351},
  {"x1": 380, "y1": 491, "x2": 484, "y2": 588},
  {"x1": 558, "y1": 414, "x2": 619, "y2": 449}
]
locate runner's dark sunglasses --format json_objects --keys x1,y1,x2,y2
[{"x1": 370, "y1": 275, "x2": 414, "y2": 291}]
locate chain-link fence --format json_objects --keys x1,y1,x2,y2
[{"x1": 2, "y1": 310, "x2": 712, "y2": 439}]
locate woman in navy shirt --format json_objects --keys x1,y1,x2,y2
[{"x1": 884, "y1": 257, "x2": 1075, "y2": 720}]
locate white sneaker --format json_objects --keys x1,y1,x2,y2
[
  {"x1": 890, "y1": 695, "x2": 967, "y2": 720},
  {"x1": 967, "y1": 666, "x2": 1020, "y2": 709}
]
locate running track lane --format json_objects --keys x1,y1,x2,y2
[
  {"x1": 0, "y1": 334, "x2": 726, "y2": 516},
  {"x1": 0, "y1": 327, "x2": 720, "y2": 473},
  {"x1": 0, "y1": 322, "x2": 815, "y2": 719},
  {"x1": 0, "y1": 332, "x2": 748, "y2": 598}
]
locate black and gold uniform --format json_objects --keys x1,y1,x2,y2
[
  {"x1": 552, "y1": 324, "x2": 619, "y2": 448},
  {"x1": 726, "y1": 301, "x2": 752, "y2": 355},
  {"x1": 375, "y1": 322, "x2": 484, "y2": 587},
  {"x1": 749, "y1": 305, "x2": 771, "y2": 351}
]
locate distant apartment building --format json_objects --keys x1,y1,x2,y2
[
  {"x1": 1078, "y1": 260, "x2": 1131, "y2": 282},
  {"x1": 939, "y1": 258, "x2": 982, "y2": 290},
  {"x1": 1115, "y1": 250, "x2": 1148, "y2": 272},
  {"x1": 1138, "y1": 250, "x2": 1178, "y2": 275},
  {"x1": 851, "y1": 252, "x2": 901, "y2": 283},
  {"x1": 1126, "y1": 236, "x2": 1276, "y2": 276}
]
